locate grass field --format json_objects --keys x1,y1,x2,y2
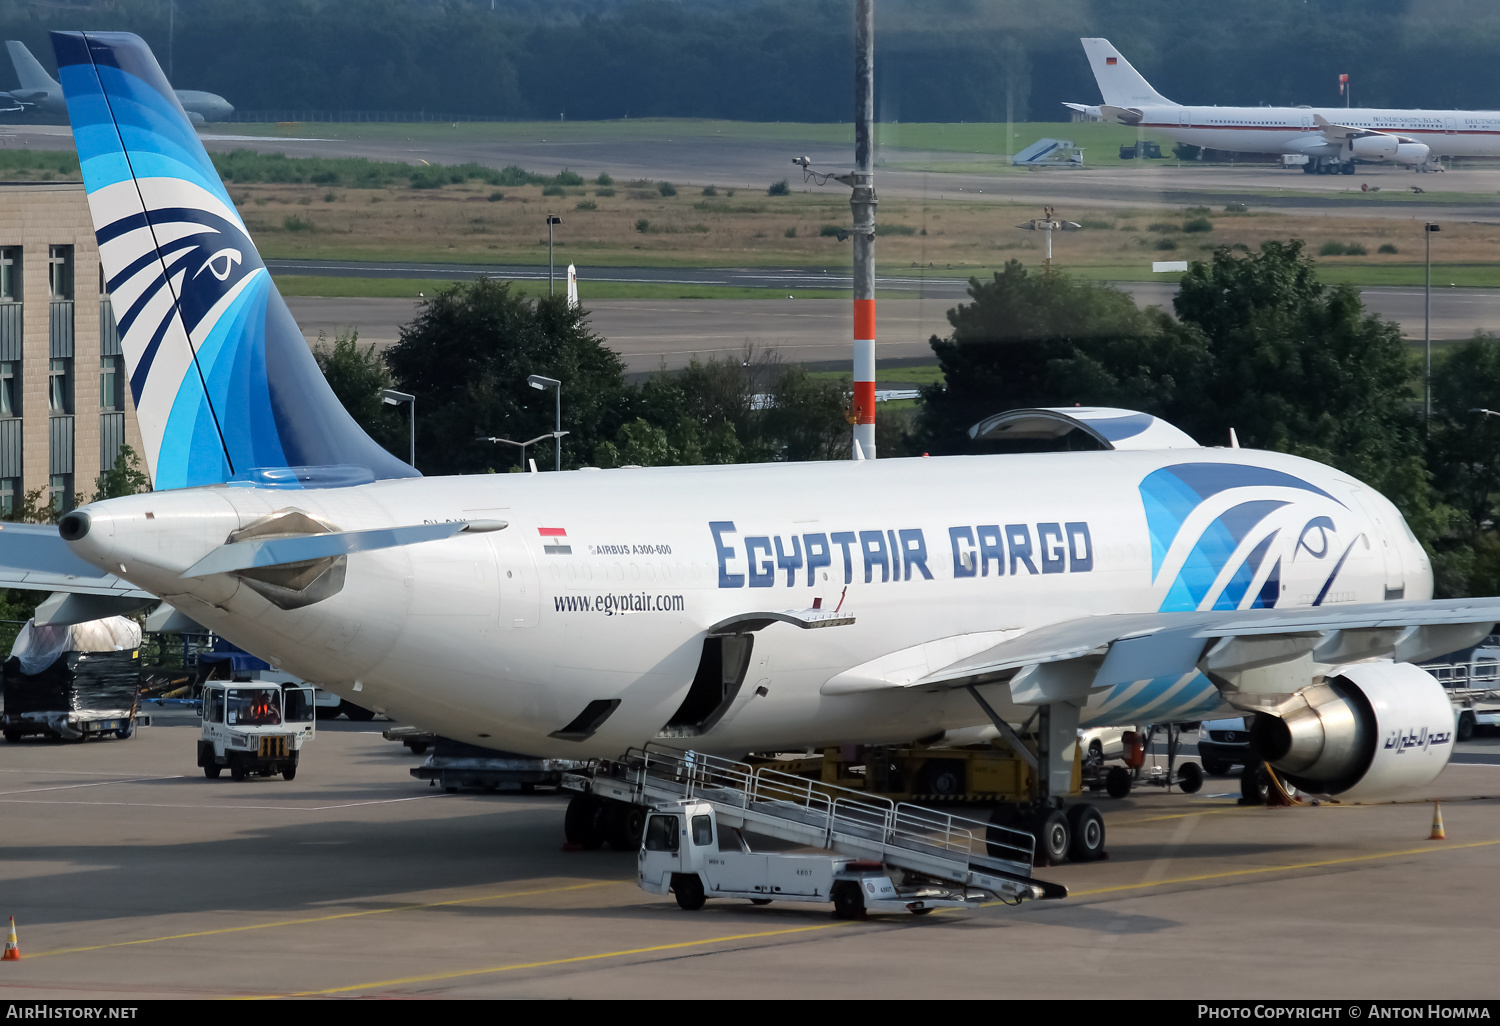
[
  {"x1": 273, "y1": 274, "x2": 856, "y2": 300},
  {"x1": 235, "y1": 176, "x2": 1500, "y2": 287}
]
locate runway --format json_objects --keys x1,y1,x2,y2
[
  {"x1": 284, "y1": 279, "x2": 1500, "y2": 373},
  {"x1": 7, "y1": 121, "x2": 1499, "y2": 220},
  {"x1": 4, "y1": 709, "x2": 1500, "y2": 999}
]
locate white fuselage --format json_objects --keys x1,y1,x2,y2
[
  {"x1": 1135, "y1": 104, "x2": 1500, "y2": 160},
  {"x1": 64, "y1": 448, "x2": 1432, "y2": 759}
]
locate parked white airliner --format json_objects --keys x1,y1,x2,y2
[
  {"x1": 6, "y1": 33, "x2": 1495, "y2": 850},
  {"x1": 1065, "y1": 37, "x2": 1500, "y2": 173}
]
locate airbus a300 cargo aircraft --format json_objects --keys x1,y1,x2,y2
[
  {"x1": 7, "y1": 32, "x2": 1496, "y2": 858},
  {"x1": 1065, "y1": 38, "x2": 1500, "y2": 173}
]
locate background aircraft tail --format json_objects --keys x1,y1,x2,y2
[
  {"x1": 51, "y1": 31, "x2": 417, "y2": 490},
  {"x1": 1080, "y1": 38, "x2": 1176, "y2": 108},
  {"x1": 6, "y1": 41, "x2": 60, "y2": 95}
]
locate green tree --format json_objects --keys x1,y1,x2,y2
[
  {"x1": 92, "y1": 446, "x2": 151, "y2": 502},
  {"x1": 1173, "y1": 241, "x2": 1444, "y2": 547},
  {"x1": 383, "y1": 279, "x2": 625, "y2": 474},
  {"x1": 310, "y1": 329, "x2": 406, "y2": 460},
  {"x1": 912, "y1": 261, "x2": 1210, "y2": 454},
  {"x1": 1427, "y1": 333, "x2": 1500, "y2": 595}
]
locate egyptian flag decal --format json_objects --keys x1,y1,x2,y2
[{"x1": 539, "y1": 527, "x2": 572, "y2": 555}]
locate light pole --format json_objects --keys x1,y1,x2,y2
[
  {"x1": 546, "y1": 215, "x2": 563, "y2": 295},
  {"x1": 1426, "y1": 222, "x2": 1441, "y2": 431},
  {"x1": 477, "y1": 432, "x2": 565, "y2": 471},
  {"x1": 380, "y1": 388, "x2": 415, "y2": 468},
  {"x1": 527, "y1": 374, "x2": 562, "y2": 471}
]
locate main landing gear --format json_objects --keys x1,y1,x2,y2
[{"x1": 967, "y1": 684, "x2": 1110, "y2": 866}]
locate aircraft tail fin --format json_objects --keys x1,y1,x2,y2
[
  {"x1": 1080, "y1": 38, "x2": 1176, "y2": 108},
  {"x1": 51, "y1": 31, "x2": 417, "y2": 491},
  {"x1": 6, "y1": 41, "x2": 60, "y2": 95}
]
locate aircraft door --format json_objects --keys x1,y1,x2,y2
[
  {"x1": 1178, "y1": 108, "x2": 1191, "y2": 127},
  {"x1": 1350, "y1": 489, "x2": 1406, "y2": 599},
  {"x1": 467, "y1": 508, "x2": 541, "y2": 628}
]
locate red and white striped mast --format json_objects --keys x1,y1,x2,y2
[{"x1": 850, "y1": 0, "x2": 877, "y2": 459}]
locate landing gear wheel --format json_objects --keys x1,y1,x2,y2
[
  {"x1": 750, "y1": 898, "x2": 773, "y2": 906},
  {"x1": 1458, "y1": 711, "x2": 1476, "y2": 743},
  {"x1": 831, "y1": 881, "x2": 866, "y2": 920},
  {"x1": 1240, "y1": 760, "x2": 1270, "y2": 805},
  {"x1": 564, "y1": 794, "x2": 607, "y2": 849},
  {"x1": 1176, "y1": 762, "x2": 1204, "y2": 794},
  {"x1": 916, "y1": 759, "x2": 965, "y2": 797},
  {"x1": 604, "y1": 801, "x2": 647, "y2": 852},
  {"x1": 671, "y1": 873, "x2": 706, "y2": 911},
  {"x1": 407, "y1": 741, "x2": 429, "y2": 755},
  {"x1": 203, "y1": 762, "x2": 222, "y2": 779},
  {"x1": 1066, "y1": 804, "x2": 1107, "y2": 862},
  {"x1": 1032, "y1": 808, "x2": 1072, "y2": 866},
  {"x1": 1105, "y1": 766, "x2": 1132, "y2": 799},
  {"x1": 1201, "y1": 757, "x2": 1231, "y2": 776},
  {"x1": 1342, "y1": 162, "x2": 1357, "y2": 175}
]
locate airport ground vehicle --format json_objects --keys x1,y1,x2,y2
[
  {"x1": 639, "y1": 799, "x2": 1030, "y2": 917},
  {"x1": 1197, "y1": 717, "x2": 1253, "y2": 775},
  {"x1": 568, "y1": 745, "x2": 1065, "y2": 916},
  {"x1": 411, "y1": 736, "x2": 581, "y2": 792},
  {"x1": 1, "y1": 618, "x2": 145, "y2": 743},
  {"x1": 197, "y1": 682, "x2": 316, "y2": 780}
]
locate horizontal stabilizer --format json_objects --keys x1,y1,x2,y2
[
  {"x1": 0, "y1": 522, "x2": 150, "y2": 598},
  {"x1": 182, "y1": 519, "x2": 507, "y2": 578},
  {"x1": 34, "y1": 591, "x2": 155, "y2": 627}
]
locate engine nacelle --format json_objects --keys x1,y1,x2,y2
[
  {"x1": 1350, "y1": 134, "x2": 1400, "y2": 160},
  {"x1": 1394, "y1": 141, "x2": 1431, "y2": 165},
  {"x1": 1248, "y1": 661, "x2": 1452, "y2": 801}
]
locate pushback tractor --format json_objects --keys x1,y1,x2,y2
[{"x1": 197, "y1": 682, "x2": 316, "y2": 780}]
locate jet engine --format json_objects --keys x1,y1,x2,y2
[
  {"x1": 1350, "y1": 134, "x2": 1400, "y2": 160},
  {"x1": 1394, "y1": 141, "x2": 1431, "y2": 166},
  {"x1": 1248, "y1": 661, "x2": 1453, "y2": 801}
]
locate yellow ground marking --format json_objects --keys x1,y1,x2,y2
[
  {"x1": 30, "y1": 880, "x2": 623, "y2": 959},
  {"x1": 271, "y1": 920, "x2": 857, "y2": 998},
  {"x1": 1066, "y1": 836, "x2": 1500, "y2": 898}
]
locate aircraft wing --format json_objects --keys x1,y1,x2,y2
[
  {"x1": 821, "y1": 598, "x2": 1500, "y2": 702},
  {"x1": 1313, "y1": 113, "x2": 1392, "y2": 141}
]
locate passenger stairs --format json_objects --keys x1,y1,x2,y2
[{"x1": 568, "y1": 744, "x2": 1066, "y2": 903}]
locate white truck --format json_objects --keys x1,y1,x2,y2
[
  {"x1": 567, "y1": 744, "x2": 1067, "y2": 919},
  {"x1": 640, "y1": 800, "x2": 979, "y2": 917},
  {"x1": 197, "y1": 681, "x2": 316, "y2": 780}
]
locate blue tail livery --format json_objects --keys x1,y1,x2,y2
[{"x1": 51, "y1": 31, "x2": 416, "y2": 490}]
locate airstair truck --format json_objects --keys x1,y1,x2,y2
[{"x1": 569, "y1": 745, "x2": 1066, "y2": 917}]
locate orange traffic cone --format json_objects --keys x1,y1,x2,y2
[
  {"x1": 2, "y1": 916, "x2": 19, "y2": 961},
  {"x1": 1429, "y1": 802, "x2": 1447, "y2": 841}
]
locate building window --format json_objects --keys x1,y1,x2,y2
[
  {"x1": 48, "y1": 245, "x2": 73, "y2": 300},
  {"x1": 49, "y1": 357, "x2": 71, "y2": 414},
  {"x1": 100, "y1": 355, "x2": 123, "y2": 412},
  {"x1": 0, "y1": 248, "x2": 18, "y2": 302},
  {"x1": 49, "y1": 474, "x2": 73, "y2": 514},
  {"x1": 0, "y1": 361, "x2": 18, "y2": 419},
  {"x1": 0, "y1": 478, "x2": 14, "y2": 517}
]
